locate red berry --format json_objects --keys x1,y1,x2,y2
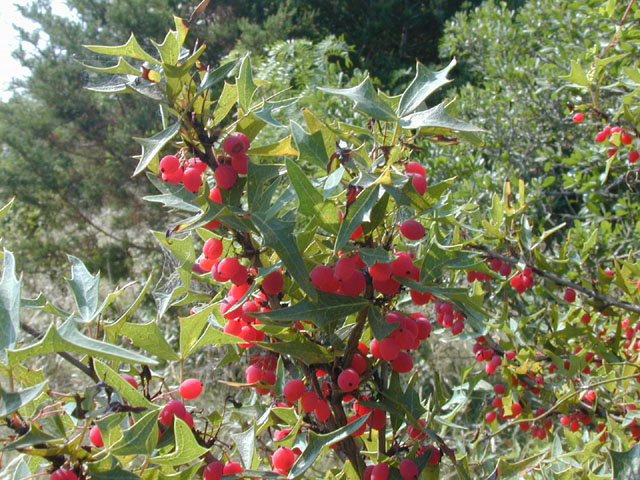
[
  {"x1": 370, "y1": 408, "x2": 386, "y2": 430},
  {"x1": 162, "y1": 167, "x2": 184, "y2": 184},
  {"x1": 337, "y1": 270, "x2": 366, "y2": 297},
  {"x1": 310, "y1": 265, "x2": 336, "y2": 290},
  {"x1": 231, "y1": 153, "x2": 249, "y2": 174},
  {"x1": 368, "y1": 262, "x2": 392, "y2": 281},
  {"x1": 262, "y1": 270, "x2": 284, "y2": 295},
  {"x1": 50, "y1": 469, "x2": 79, "y2": 480},
  {"x1": 378, "y1": 337, "x2": 401, "y2": 362},
  {"x1": 485, "y1": 411, "x2": 497, "y2": 423},
  {"x1": 272, "y1": 447, "x2": 295, "y2": 471},
  {"x1": 335, "y1": 256, "x2": 357, "y2": 282},
  {"x1": 120, "y1": 373, "x2": 138, "y2": 389},
  {"x1": 160, "y1": 155, "x2": 180, "y2": 173},
  {"x1": 350, "y1": 353, "x2": 368, "y2": 374},
  {"x1": 223, "y1": 462, "x2": 243, "y2": 475},
  {"x1": 399, "y1": 220, "x2": 425, "y2": 240},
  {"x1": 245, "y1": 365, "x2": 264, "y2": 384},
  {"x1": 595, "y1": 131, "x2": 608, "y2": 142},
  {"x1": 182, "y1": 167, "x2": 203, "y2": 192},
  {"x1": 572, "y1": 112, "x2": 584, "y2": 123},
  {"x1": 371, "y1": 463, "x2": 389, "y2": 480},
  {"x1": 399, "y1": 459, "x2": 418, "y2": 480},
  {"x1": 301, "y1": 390, "x2": 319, "y2": 413},
  {"x1": 203, "y1": 238, "x2": 223, "y2": 260},
  {"x1": 315, "y1": 400, "x2": 331, "y2": 422},
  {"x1": 283, "y1": 379, "x2": 305, "y2": 403},
  {"x1": 405, "y1": 161, "x2": 426, "y2": 177},
  {"x1": 223, "y1": 132, "x2": 250, "y2": 156},
  {"x1": 629, "y1": 150, "x2": 639, "y2": 163},
  {"x1": 411, "y1": 174, "x2": 427, "y2": 195},
  {"x1": 391, "y1": 351, "x2": 414, "y2": 373},
  {"x1": 179, "y1": 378, "x2": 203, "y2": 400},
  {"x1": 421, "y1": 445, "x2": 441, "y2": 465},
  {"x1": 564, "y1": 287, "x2": 576, "y2": 303},
  {"x1": 203, "y1": 461, "x2": 224, "y2": 480},
  {"x1": 493, "y1": 384, "x2": 505, "y2": 395},
  {"x1": 89, "y1": 425, "x2": 103, "y2": 447},
  {"x1": 337, "y1": 368, "x2": 360, "y2": 392},
  {"x1": 215, "y1": 164, "x2": 238, "y2": 190},
  {"x1": 621, "y1": 132, "x2": 633, "y2": 145},
  {"x1": 159, "y1": 400, "x2": 187, "y2": 426},
  {"x1": 217, "y1": 257, "x2": 241, "y2": 281},
  {"x1": 408, "y1": 419, "x2": 427, "y2": 440}
]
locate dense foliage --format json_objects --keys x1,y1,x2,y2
[{"x1": 1, "y1": 1, "x2": 640, "y2": 480}]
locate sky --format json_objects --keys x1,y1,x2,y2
[{"x1": 0, "y1": 0, "x2": 75, "y2": 101}]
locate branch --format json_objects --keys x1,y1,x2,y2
[
  {"x1": 470, "y1": 245, "x2": 640, "y2": 316},
  {"x1": 20, "y1": 322, "x2": 100, "y2": 383}
]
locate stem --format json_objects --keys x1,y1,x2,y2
[{"x1": 470, "y1": 245, "x2": 640, "y2": 316}]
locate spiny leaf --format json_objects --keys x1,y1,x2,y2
[
  {"x1": 0, "y1": 250, "x2": 21, "y2": 357},
  {"x1": 0, "y1": 381, "x2": 47, "y2": 417},
  {"x1": 151, "y1": 417, "x2": 208, "y2": 466},
  {"x1": 132, "y1": 122, "x2": 181, "y2": 176},
  {"x1": 399, "y1": 101, "x2": 485, "y2": 133},
  {"x1": 84, "y1": 34, "x2": 159, "y2": 65},
  {"x1": 397, "y1": 59, "x2": 456, "y2": 117},
  {"x1": 67, "y1": 256, "x2": 99, "y2": 324},
  {"x1": 319, "y1": 76, "x2": 396, "y2": 122}
]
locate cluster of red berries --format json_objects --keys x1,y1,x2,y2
[
  {"x1": 281, "y1": 377, "x2": 331, "y2": 422},
  {"x1": 509, "y1": 267, "x2": 534, "y2": 294},
  {"x1": 486, "y1": 257, "x2": 513, "y2": 277},
  {"x1": 472, "y1": 336, "x2": 513, "y2": 375},
  {"x1": 405, "y1": 161, "x2": 428, "y2": 195},
  {"x1": 593, "y1": 125, "x2": 638, "y2": 163},
  {"x1": 434, "y1": 301, "x2": 465, "y2": 335},
  {"x1": 362, "y1": 444, "x2": 440, "y2": 480},
  {"x1": 159, "y1": 131, "x2": 251, "y2": 192},
  {"x1": 244, "y1": 354, "x2": 277, "y2": 395},
  {"x1": 202, "y1": 460, "x2": 244, "y2": 480}
]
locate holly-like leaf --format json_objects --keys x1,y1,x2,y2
[
  {"x1": 611, "y1": 444, "x2": 640, "y2": 480},
  {"x1": 335, "y1": 185, "x2": 380, "y2": 252},
  {"x1": 93, "y1": 359, "x2": 155, "y2": 408},
  {"x1": 319, "y1": 76, "x2": 396, "y2": 122},
  {"x1": 0, "y1": 250, "x2": 21, "y2": 357},
  {"x1": 397, "y1": 59, "x2": 456, "y2": 117},
  {"x1": 286, "y1": 159, "x2": 323, "y2": 218},
  {"x1": 399, "y1": 101, "x2": 485, "y2": 133},
  {"x1": 0, "y1": 381, "x2": 47, "y2": 417},
  {"x1": 231, "y1": 425, "x2": 256, "y2": 469},
  {"x1": 290, "y1": 121, "x2": 330, "y2": 170},
  {"x1": 254, "y1": 97, "x2": 300, "y2": 127},
  {"x1": 111, "y1": 410, "x2": 159, "y2": 456},
  {"x1": 132, "y1": 122, "x2": 181, "y2": 176},
  {"x1": 84, "y1": 34, "x2": 160, "y2": 65},
  {"x1": 81, "y1": 57, "x2": 140, "y2": 75},
  {"x1": 248, "y1": 136, "x2": 298, "y2": 157},
  {"x1": 67, "y1": 256, "x2": 100, "y2": 324},
  {"x1": 152, "y1": 417, "x2": 208, "y2": 466},
  {"x1": 255, "y1": 336, "x2": 334, "y2": 364},
  {"x1": 237, "y1": 55, "x2": 257, "y2": 111},
  {"x1": 179, "y1": 304, "x2": 215, "y2": 359}
]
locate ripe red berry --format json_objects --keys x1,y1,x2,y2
[
  {"x1": 485, "y1": 410, "x2": 497, "y2": 423},
  {"x1": 120, "y1": 373, "x2": 138, "y2": 389},
  {"x1": 223, "y1": 132, "x2": 250, "y2": 156},
  {"x1": 50, "y1": 469, "x2": 79, "y2": 480},
  {"x1": 564, "y1": 287, "x2": 576, "y2": 302},
  {"x1": 399, "y1": 220, "x2": 426, "y2": 240},
  {"x1": 368, "y1": 262, "x2": 393, "y2": 281},
  {"x1": 301, "y1": 390, "x2": 319, "y2": 413},
  {"x1": 231, "y1": 153, "x2": 249, "y2": 174},
  {"x1": 272, "y1": 447, "x2": 295, "y2": 471},
  {"x1": 572, "y1": 112, "x2": 584, "y2": 123},
  {"x1": 421, "y1": 445, "x2": 441, "y2": 465},
  {"x1": 629, "y1": 150, "x2": 639, "y2": 163},
  {"x1": 411, "y1": 174, "x2": 427, "y2": 195},
  {"x1": 89, "y1": 425, "x2": 103, "y2": 447},
  {"x1": 203, "y1": 461, "x2": 224, "y2": 480},
  {"x1": 371, "y1": 463, "x2": 389, "y2": 480},
  {"x1": 370, "y1": 408, "x2": 386, "y2": 430},
  {"x1": 245, "y1": 365, "x2": 264, "y2": 384},
  {"x1": 215, "y1": 164, "x2": 238, "y2": 190},
  {"x1": 621, "y1": 132, "x2": 633, "y2": 145},
  {"x1": 203, "y1": 238, "x2": 223, "y2": 260},
  {"x1": 315, "y1": 400, "x2": 331, "y2": 422},
  {"x1": 378, "y1": 337, "x2": 400, "y2": 362},
  {"x1": 407, "y1": 419, "x2": 427, "y2": 440},
  {"x1": 217, "y1": 257, "x2": 241, "y2": 281},
  {"x1": 391, "y1": 351, "x2": 414, "y2": 373},
  {"x1": 183, "y1": 167, "x2": 203, "y2": 192},
  {"x1": 335, "y1": 256, "x2": 357, "y2": 282},
  {"x1": 350, "y1": 353, "x2": 368, "y2": 374},
  {"x1": 159, "y1": 400, "x2": 187, "y2": 426},
  {"x1": 337, "y1": 368, "x2": 360, "y2": 392},
  {"x1": 595, "y1": 130, "x2": 608, "y2": 142},
  {"x1": 179, "y1": 378, "x2": 203, "y2": 400},
  {"x1": 399, "y1": 459, "x2": 418, "y2": 480},
  {"x1": 337, "y1": 270, "x2": 366, "y2": 297},
  {"x1": 405, "y1": 161, "x2": 426, "y2": 177},
  {"x1": 283, "y1": 379, "x2": 305, "y2": 403},
  {"x1": 223, "y1": 462, "x2": 243, "y2": 475},
  {"x1": 262, "y1": 270, "x2": 284, "y2": 295},
  {"x1": 160, "y1": 155, "x2": 180, "y2": 173}
]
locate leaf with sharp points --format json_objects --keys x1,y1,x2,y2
[
  {"x1": 398, "y1": 59, "x2": 456, "y2": 117},
  {"x1": 132, "y1": 122, "x2": 181, "y2": 176},
  {"x1": 0, "y1": 381, "x2": 47, "y2": 417},
  {"x1": 152, "y1": 230, "x2": 195, "y2": 267},
  {"x1": 144, "y1": 173, "x2": 200, "y2": 212},
  {"x1": 187, "y1": 324, "x2": 243, "y2": 356},
  {"x1": 87, "y1": 463, "x2": 141, "y2": 480},
  {"x1": 7, "y1": 319, "x2": 158, "y2": 367},
  {"x1": 610, "y1": 444, "x2": 640, "y2": 480},
  {"x1": 319, "y1": 76, "x2": 396, "y2": 122},
  {"x1": 254, "y1": 97, "x2": 300, "y2": 127},
  {"x1": 198, "y1": 59, "x2": 239, "y2": 94},
  {"x1": 232, "y1": 426, "x2": 255, "y2": 469},
  {"x1": 247, "y1": 163, "x2": 282, "y2": 213},
  {"x1": 151, "y1": 29, "x2": 180, "y2": 65},
  {"x1": 290, "y1": 121, "x2": 329, "y2": 169},
  {"x1": 496, "y1": 451, "x2": 549, "y2": 479},
  {"x1": 180, "y1": 304, "x2": 215, "y2": 359},
  {"x1": 399, "y1": 102, "x2": 485, "y2": 133},
  {"x1": 67, "y1": 256, "x2": 99, "y2": 324},
  {"x1": 80, "y1": 57, "x2": 140, "y2": 75},
  {"x1": 21, "y1": 293, "x2": 70, "y2": 318},
  {"x1": 248, "y1": 136, "x2": 298, "y2": 156},
  {"x1": 288, "y1": 414, "x2": 370, "y2": 479},
  {"x1": 84, "y1": 34, "x2": 159, "y2": 65},
  {"x1": 335, "y1": 185, "x2": 380, "y2": 252},
  {"x1": 368, "y1": 306, "x2": 397, "y2": 340},
  {"x1": 559, "y1": 60, "x2": 590, "y2": 87},
  {"x1": 236, "y1": 55, "x2": 257, "y2": 111},
  {"x1": 212, "y1": 82, "x2": 238, "y2": 127},
  {"x1": 4, "y1": 424, "x2": 63, "y2": 451},
  {"x1": 93, "y1": 360, "x2": 155, "y2": 408},
  {"x1": 255, "y1": 336, "x2": 333, "y2": 364},
  {"x1": 357, "y1": 247, "x2": 394, "y2": 267},
  {"x1": 286, "y1": 159, "x2": 323, "y2": 218},
  {"x1": 251, "y1": 213, "x2": 316, "y2": 300},
  {"x1": 152, "y1": 417, "x2": 208, "y2": 466},
  {"x1": 118, "y1": 322, "x2": 179, "y2": 361},
  {"x1": 111, "y1": 410, "x2": 159, "y2": 456},
  {"x1": 0, "y1": 250, "x2": 21, "y2": 356},
  {"x1": 251, "y1": 292, "x2": 368, "y2": 330}
]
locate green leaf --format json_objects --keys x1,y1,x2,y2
[
  {"x1": 247, "y1": 163, "x2": 282, "y2": 214},
  {"x1": 610, "y1": 444, "x2": 640, "y2": 480},
  {"x1": 144, "y1": 174, "x2": 201, "y2": 213},
  {"x1": 0, "y1": 250, "x2": 21, "y2": 357},
  {"x1": 252, "y1": 292, "x2": 368, "y2": 330},
  {"x1": 323, "y1": 165, "x2": 345, "y2": 199},
  {"x1": 319, "y1": 76, "x2": 396, "y2": 122},
  {"x1": 132, "y1": 122, "x2": 181, "y2": 176},
  {"x1": 81, "y1": 57, "x2": 140, "y2": 75},
  {"x1": 151, "y1": 29, "x2": 181, "y2": 65},
  {"x1": 67, "y1": 256, "x2": 100, "y2": 324},
  {"x1": 111, "y1": 410, "x2": 159, "y2": 456},
  {"x1": 7, "y1": 318, "x2": 158, "y2": 367},
  {"x1": 290, "y1": 121, "x2": 329, "y2": 170},
  {"x1": 187, "y1": 323, "x2": 243, "y2": 356},
  {"x1": 84, "y1": 34, "x2": 160, "y2": 65},
  {"x1": 93, "y1": 360, "x2": 155, "y2": 408},
  {"x1": 254, "y1": 97, "x2": 300, "y2": 127},
  {"x1": 212, "y1": 82, "x2": 238, "y2": 127},
  {"x1": 335, "y1": 185, "x2": 380, "y2": 252},
  {"x1": 495, "y1": 451, "x2": 548, "y2": 479},
  {"x1": 152, "y1": 417, "x2": 208, "y2": 466},
  {"x1": 0, "y1": 197, "x2": 15, "y2": 222},
  {"x1": 397, "y1": 59, "x2": 456, "y2": 117},
  {"x1": 180, "y1": 304, "x2": 215, "y2": 359},
  {"x1": 0, "y1": 381, "x2": 47, "y2": 417},
  {"x1": 559, "y1": 60, "x2": 590, "y2": 87},
  {"x1": 198, "y1": 60, "x2": 239, "y2": 94},
  {"x1": 358, "y1": 247, "x2": 394, "y2": 267},
  {"x1": 368, "y1": 306, "x2": 397, "y2": 340},
  {"x1": 10, "y1": 460, "x2": 30, "y2": 480},
  {"x1": 3, "y1": 424, "x2": 62, "y2": 450},
  {"x1": 118, "y1": 322, "x2": 179, "y2": 361},
  {"x1": 88, "y1": 463, "x2": 141, "y2": 480},
  {"x1": 288, "y1": 414, "x2": 370, "y2": 479},
  {"x1": 286, "y1": 159, "x2": 323, "y2": 218},
  {"x1": 231, "y1": 426, "x2": 255, "y2": 469},
  {"x1": 236, "y1": 55, "x2": 257, "y2": 111},
  {"x1": 255, "y1": 336, "x2": 334, "y2": 364},
  {"x1": 251, "y1": 213, "x2": 317, "y2": 301},
  {"x1": 399, "y1": 102, "x2": 485, "y2": 133},
  {"x1": 248, "y1": 136, "x2": 298, "y2": 157}
]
